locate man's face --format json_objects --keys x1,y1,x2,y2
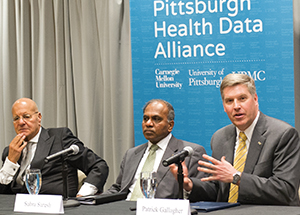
[
  {"x1": 223, "y1": 84, "x2": 258, "y2": 131},
  {"x1": 12, "y1": 100, "x2": 41, "y2": 141},
  {"x1": 142, "y1": 101, "x2": 174, "y2": 144}
]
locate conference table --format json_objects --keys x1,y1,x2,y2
[{"x1": 1, "y1": 194, "x2": 300, "y2": 215}]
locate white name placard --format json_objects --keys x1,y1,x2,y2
[
  {"x1": 137, "y1": 198, "x2": 190, "y2": 215},
  {"x1": 14, "y1": 193, "x2": 64, "y2": 214}
]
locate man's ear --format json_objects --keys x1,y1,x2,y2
[
  {"x1": 168, "y1": 120, "x2": 174, "y2": 132},
  {"x1": 38, "y1": 112, "x2": 42, "y2": 124}
]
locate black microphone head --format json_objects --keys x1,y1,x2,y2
[
  {"x1": 162, "y1": 160, "x2": 169, "y2": 167},
  {"x1": 70, "y1": 145, "x2": 79, "y2": 155},
  {"x1": 183, "y1": 146, "x2": 194, "y2": 157}
]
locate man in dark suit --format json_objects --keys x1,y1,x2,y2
[
  {"x1": 0, "y1": 98, "x2": 109, "y2": 197},
  {"x1": 104, "y1": 99, "x2": 206, "y2": 200},
  {"x1": 170, "y1": 73, "x2": 300, "y2": 205}
]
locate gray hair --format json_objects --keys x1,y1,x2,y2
[
  {"x1": 143, "y1": 99, "x2": 175, "y2": 122},
  {"x1": 220, "y1": 73, "x2": 256, "y2": 100}
]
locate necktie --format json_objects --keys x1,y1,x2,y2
[
  {"x1": 228, "y1": 132, "x2": 247, "y2": 203},
  {"x1": 130, "y1": 144, "x2": 159, "y2": 200},
  {"x1": 16, "y1": 142, "x2": 34, "y2": 185}
]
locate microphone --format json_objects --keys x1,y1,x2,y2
[
  {"x1": 162, "y1": 146, "x2": 194, "y2": 167},
  {"x1": 45, "y1": 145, "x2": 79, "y2": 163}
]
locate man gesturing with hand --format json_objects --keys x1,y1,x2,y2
[{"x1": 171, "y1": 73, "x2": 300, "y2": 206}]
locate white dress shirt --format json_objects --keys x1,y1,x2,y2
[
  {"x1": 0, "y1": 127, "x2": 97, "y2": 196},
  {"x1": 126, "y1": 133, "x2": 172, "y2": 200},
  {"x1": 234, "y1": 111, "x2": 260, "y2": 155}
]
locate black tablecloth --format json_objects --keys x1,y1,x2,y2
[{"x1": 1, "y1": 194, "x2": 299, "y2": 215}]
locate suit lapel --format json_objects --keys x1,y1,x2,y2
[
  {"x1": 120, "y1": 144, "x2": 147, "y2": 192},
  {"x1": 31, "y1": 128, "x2": 55, "y2": 170},
  {"x1": 222, "y1": 126, "x2": 236, "y2": 164},
  {"x1": 244, "y1": 113, "x2": 266, "y2": 173},
  {"x1": 218, "y1": 126, "x2": 236, "y2": 197},
  {"x1": 156, "y1": 136, "x2": 180, "y2": 186}
]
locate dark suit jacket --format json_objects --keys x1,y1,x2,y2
[
  {"x1": 189, "y1": 112, "x2": 300, "y2": 206},
  {"x1": 104, "y1": 135, "x2": 206, "y2": 199},
  {"x1": 0, "y1": 127, "x2": 109, "y2": 197}
]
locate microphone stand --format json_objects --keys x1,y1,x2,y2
[
  {"x1": 177, "y1": 160, "x2": 184, "y2": 199},
  {"x1": 62, "y1": 154, "x2": 80, "y2": 208}
]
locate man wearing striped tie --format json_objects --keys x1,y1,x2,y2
[{"x1": 170, "y1": 73, "x2": 300, "y2": 206}]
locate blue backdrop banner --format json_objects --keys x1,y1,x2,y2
[{"x1": 130, "y1": 0, "x2": 294, "y2": 154}]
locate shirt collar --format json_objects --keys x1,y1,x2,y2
[
  {"x1": 29, "y1": 127, "x2": 42, "y2": 143},
  {"x1": 147, "y1": 133, "x2": 172, "y2": 151},
  {"x1": 236, "y1": 111, "x2": 260, "y2": 142}
]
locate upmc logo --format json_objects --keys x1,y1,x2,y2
[{"x1": 232, "y1": 70, "x2": 266, "y2": 81}]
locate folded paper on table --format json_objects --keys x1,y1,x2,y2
[
  {"x1": 77, "y1": 192, "x2": 127, "y2": 205},
  {"x1": 137, "y1": 198, "x2": 190, "y2": 215},
  {"x1": 14, "y1": 193, "x2": 64, "y2": 214},
  {"x1": 190, "y1": 201, "x2": 240, "y2": 212}
]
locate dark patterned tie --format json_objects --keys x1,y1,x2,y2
[{"x1": 16, "y1": 142, "x2": 34, "y2": 185}]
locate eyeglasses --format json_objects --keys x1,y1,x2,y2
[{"x1": 13, "y1": 112, "x2": 39, "y2": 123}]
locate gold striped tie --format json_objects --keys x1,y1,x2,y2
[{"x1": 228, "y1": 132, "x2": 247, "y2": 203}]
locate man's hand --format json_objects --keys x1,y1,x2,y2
[
  {"x1": 198, "y1": 154, "x2": 236, "y2": 183},
  {"x1": 169, "y1": 161, "x2": 193, "y2": 191},
  {"x1": 7, "y1": 133, "x2": 27, "y2": 163}
]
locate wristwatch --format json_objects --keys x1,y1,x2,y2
[{"x1": 232, "y1": 171, "x2": 241, "y2": 185}]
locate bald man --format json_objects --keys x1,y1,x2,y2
[{"x1": 0, "y1": 98, "x2": 108, "y2": 197}]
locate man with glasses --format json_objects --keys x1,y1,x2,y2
[{"x1": 0, "y1": 98, "x2": 109, "y2": 197}]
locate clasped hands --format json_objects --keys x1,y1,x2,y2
[{"x1": 169, "y1": 154, "x2": 238, "y2": 192}]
